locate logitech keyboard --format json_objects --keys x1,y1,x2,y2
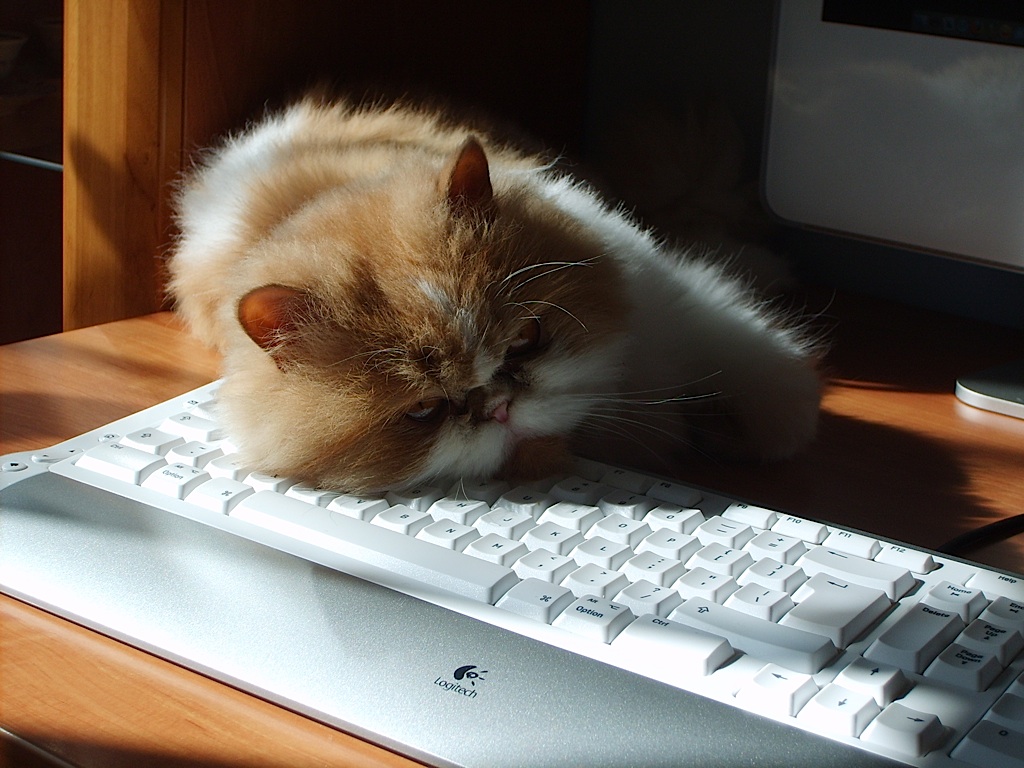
[{"x1": 2, "y1": 381, "x2": 1022, "y2": 768}]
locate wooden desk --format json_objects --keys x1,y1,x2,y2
[{"x1": 2, "y1": 293, "x2": 1023, "y2": 767}]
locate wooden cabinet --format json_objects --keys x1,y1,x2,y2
[{"x1": 61, "y1": 0, "x2": 592, "y2": 331}]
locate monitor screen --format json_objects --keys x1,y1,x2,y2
[{"x1": 764, "y1": 0, "x2": 1024, "y2": 274}]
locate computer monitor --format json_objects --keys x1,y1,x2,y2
[{"x1": 763, "y1": 0, "x2": 1024, "y2": 418}]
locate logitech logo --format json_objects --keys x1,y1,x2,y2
[{"x1": 434, "y1": 664, "x2": 488, "y2": 699}]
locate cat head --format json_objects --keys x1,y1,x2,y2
[{"x1": 220, "y1": 138, "x2": 627, "y2": 492}]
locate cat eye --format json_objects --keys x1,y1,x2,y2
[
  {"x1": 506, "y1": 318, "x2": 542, "y2": 358},
  {"x1": 406, "y1": 397, "x2": 447, "y2": 423}
]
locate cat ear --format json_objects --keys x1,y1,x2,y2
[
  {"x1": 444, "y1": 137, "x2": 493, "y2": 215},
  {"x1": 237, "y1": 284, "x2": 308, "y2": 353}
]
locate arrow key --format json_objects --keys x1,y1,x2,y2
[
  {"x1": 797, "y1": 683, "x2": 881, "y2": 737},
  {"x1": 861, "y1": 702, "x2": 948, "y2": 757},
  {"x1": 833, "y1": 657, "x2": 910, "y2": 707},
  {"x1": 734, "y1": 662, "x2": 819, "y2": 718}
]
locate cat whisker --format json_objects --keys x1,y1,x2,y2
[
  {"x1": 505, "y1": 299, "x2": 588, "y2": 332},
  {"x1": 501, "y1": 257, "x2": 600, "y2": 295}
]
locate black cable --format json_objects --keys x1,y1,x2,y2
[{"x1": 936, "y1": 512, "x2": 1024, "y2": 557}]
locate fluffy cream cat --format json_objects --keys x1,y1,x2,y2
[{"x1": 168, "y1": 97, "x2": 821, "y2": 493}]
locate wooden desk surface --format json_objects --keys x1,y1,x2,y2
[{"x1": 2, "y1": 293, "x2": 1022, "y2": 767}]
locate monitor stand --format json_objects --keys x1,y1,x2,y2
[{"x1": 955, "y1": 360, "x2": 1024, "y2": 420}]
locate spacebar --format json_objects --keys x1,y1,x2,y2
[{"x1": 231, "y1": 492, "x2": 518, "y2": 604}]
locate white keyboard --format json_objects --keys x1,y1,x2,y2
[{"x1": 2, "y1": 381, "x2": 1023, "y2": 768}]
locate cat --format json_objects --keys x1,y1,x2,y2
[{"x1": 168, "y1": 96, "x2": 822, "y2": 494}]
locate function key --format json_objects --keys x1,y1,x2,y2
[
  {"x1": 771, "y1": 515, "x2": 829, "y2": 544},
  {"x1": 599, "y1": 467, "x2": 655, "y2": 494},
  {"x1": 646, "y1": 480, "x2": 702, "y2": 508},
  {"x1": 722, "y1": 502, "x2": 778, "y2": 530},
  {"x1": 821, "y1": 529, "x2": 882, "y2": 560}
]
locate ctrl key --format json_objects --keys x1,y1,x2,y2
[{"x1": 951, "y1": 719, "x2": 1024, "y2": 768}]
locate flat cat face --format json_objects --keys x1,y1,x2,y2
[{"x1": 223, "y1": 139, "x2": 627, "y2": 492}]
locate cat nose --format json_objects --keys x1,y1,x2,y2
[
  {"x1": 464, "y1": 387, "x2": 511, "y2": 424},
  {"x1": 488, "y1": 400, "x2": 510, "y2": 424}
]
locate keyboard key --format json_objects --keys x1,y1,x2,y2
[
  {"x1": 549, "y1": 476, "x2": 611, "y2": 505},
  {"x1": 864, "y1": 603, "x2": 965, "y2": 673},
  {"x1": 160, "y1": 411, "x2": 224, "y2": 441},
  {"x1": 924, "y1": 644, "x2": 1003, "y2": 691},
  {"x1": 695, "y1": 516, "x2": 754, "y2": 548},
  {"x1": 736, "y1": 558, "x2": 807, "y2": 594},
  {"x1": 205, "y1": 453, "x2": 250, "y2": 480},
  {"x1": 874, "y1": 544, "x2": 937, "y2": 574},
  {"x1": 166, "y1": 440, "x2": 224, "y2": 468},
  {"x1": 956, "y1": 619, "x2": 1024, "y2": 665},
  {"x1": 674, "y1": 568, "x2": 739, "y2": 603},
  {"x1": 597, "y1": 488, "x2": 657, "y2": 520},
  {"x1": 385, "y1": 485, "x2": 444, "y2": 512},
  {"x1": 372, "y1": 505, "x2": 432, "y2": 535},
  {"x1": 781, "y1": 574, "x2": 891, "y2": 648},
  {"x1": 771, "y1": 515, "x2": 829, "y2": 545},
  {"x1": 646, "y1": 480, "x2": 702, "y2": 508},
  {"x1": 416, "y1": 520, "x2": 480, "y2": 551},
  {"x1": 686, "y1": 543, "x2": 755, "y2": 579},
  {"x1": 522, "y1": 522, "x2": 585, "y2": 555},
  {"x1": 512, "y1": 549, "x2": 577, "y2": 583},
  {"x1": 722, "y1": 502, "x2": 778, "y2": 530},
  {"x1": 186, "y1": 477, "x2": 254, "y2": 513},
  {"x1": 744, "y1": 531, "x2": 807, "y2": 565},
  {"x1": 447, "y1": 478, "x2": 509, "y2": 505},
  {"x1": 978, "y1": 597, "x2": 1024, "y2": 634},
  {"x1": 464, "y1": 534, "x2": 528, "y2": 566},
  {"x1": 231, "y1": 492, "x2": 518, "y2": 604},
  {"x1": 951, "y1": 719, "x2": 1024, "y2": 768},
  {"x1": 635, "y1": 529, "x2": 702, "y2": 562},
  {"x1": 861, "y1": 702, "x2": 947, "y2": 757},
  {"x1": 821, "y1": 529, "x2": 881, "y2": 559},
  {"x1": 326, "y1": 494, "x2": 389, "y2": 521},
  {"x1": 612, "y1": 614, "x2": 733, "y2": 679},
  {"x1": 620, "y1": 552, "x2": 687, "y2": 587},
  {"x1": 672, "y1": 598, "x2": 839, "y2": 674},
  {"x1": 599, "y1": 467, "x2": 655, "y2": 493},
  {"x1": 921, "y1": 581, "x2": 989, "y2": 623},
  {"x1": 734, "y1": 663, "x2": 819, "y2": 717},
  {"x1": 833, "y1": 657, "x2": 909, "y2": 707},
  {"x1": 613, "y1": 580, "x2": 683, "y2": 618},
  {"x1": 552, "y1": 596, "x2": 634, "y2": 643},
  {"x1": 987, "y1": 692, "x2": 1024, "y2": 730},
  {"x1": 495, "y1": 578, "x2": 574, "y2": 623},
  {"x1": 570, "y1": 536, "x2": 633, "y2": 569},
  {"x1": 797, "y1": 683, "x2": 880, "y2": 737},
  {"x1": 286, "y1": 483, "x2": 340, "y2": 506},
  {"x1": 494, "y1": 487, "x2": 556, "y2": 517},
  {"x1": 797, "y1": 547, "x2": 915, "y2": 600},
  {"x1": 475, "y1": 509, "x2": 535, "y2": 540},
  {"x1": 141, "y1": 463, "x2": 210, "y2": 499},
  {"x1": 245, "y1": 472, "x2": 293, "y2": 493},
  {"x1": 642, "y1": 505, "x2": 704, "y2": 535},
  {"x1": 537, "y1": 502, "x2": 603, "y2": 533},
  {"x1": 121, "y1": 428, "x2": 184, "y2": 455},
  {"x1": 587, "y1": 514, "x2": 652, "y2": 547},
  {"x1": 76, "y1": 443, "x2": 166, "y2": 484},
  {"x1": 724, "y1": 584, "x2": 795, "y2": 623},
  {"x1": 966, "y1": 570, "x2": 1024, "y2": 602},
  {"x1": 561, "y1": 564, "x2": 629, "y2": 599},
  {"x1": 427, "y1": 498, "x2": 489, "y2": 525}
]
